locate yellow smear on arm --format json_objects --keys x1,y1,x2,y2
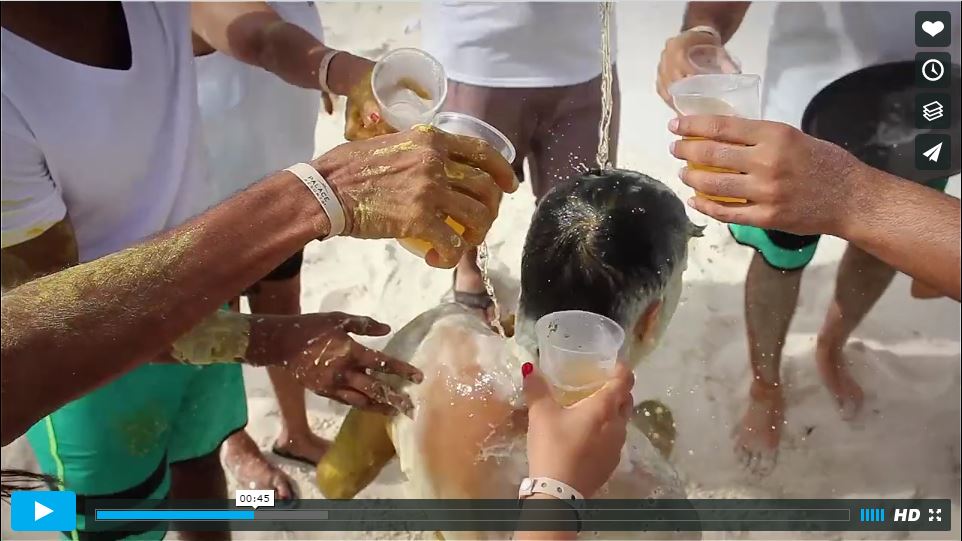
[{"x1": 171, "y1": 310, "x2": 250, "y2": 365}]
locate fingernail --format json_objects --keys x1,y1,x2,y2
[
  {"x1": 669, "y1": 141, "x2": 676, "y2": 153},
  {"x1": 678, "y1": 166, "x2": 687, "y2": 178},
  {"x1": 668, "y1": 118, "x2": 679, "y2": 131},
  {"x1": 521, "y1": 362, "x2": 534, "y2": 379},
  {"x1": 370, "y1": 112, "x2": 381, "y2": 123},
  {"x1": 687, "y1": 197, "x2": 696, "y2": 207}
]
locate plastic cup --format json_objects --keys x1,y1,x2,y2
[
  {"x1": 371, "y1": 48, "x2": 447, "y2": 131},
  {"x1": 535, "y1": 310, "x2": 625, "y2": 406},
  {"x1": 687, "y1": 44, "x2": 741, "y2": 75},
  {"x1": 668, "y1": 73, "x2": 760, "y2": 203},
  {"x1": 398, "y1": 113, "x2": 515, "y2": 258},
  {"x1": 432, "y1": 112, "x2": 516, "y2": 163}
]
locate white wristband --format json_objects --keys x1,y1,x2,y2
[
  {"x1": 285, "y1": 162, "x2": 346, "y2": 240},
  {"x1": 518, "y1": 477, "x2": 585, "y2": 502},
  {"x1": 318, "y1": 49, "x2": 343, "y2": 95},
  {"x1": 685, "y1": 24, "x2": 722, "y2": 41}
]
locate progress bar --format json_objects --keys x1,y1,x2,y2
[{"x1": 97, "y1": 510, "x2": 254, "y2": 521}]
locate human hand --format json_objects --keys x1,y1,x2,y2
[
  {"x1": 523, "y1": 362, "x2": 634, "y2": 498},
  {"x1": 344, "y1": 69, "x2": 395, "y2": 141},
  {"x1": 246, "y1": 312, "x2": 422, "y2": 416},
  {"x1": 656, "y1": 29, "x2": 722, "y2": 108},
  {"x1": 312, "y1": 125, "x2": 519, "y2": 268},
  {"x1": 669, "y1": 115, "x2": 864, "y2": 236}
]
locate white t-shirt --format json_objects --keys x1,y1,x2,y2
[
  {"x1": 196, "y1": 1, "x2": 324, "y2": 204},
  {"x1": 1, "y1": 3, "x2": 208, "y2": 262},
  {"x1": 763, "y1": 1, "x2": 961, "y2": 127},
  {"x1": 421, "y1": 1, "x2": 617, "y2": 88}
]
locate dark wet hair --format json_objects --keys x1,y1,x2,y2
[{"x1": 519, "y1": 169, "x2": 698, "y2": 328}]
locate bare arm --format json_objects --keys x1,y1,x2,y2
[
  {"x1": 1, "y1": 171, "x2": 323, "y2": 444},
  {"x1": 669, "y1": 115, "x2": 962, "y2": 302},
  {"x1": 840, "y1": 171, "x2": 961, "y2": 301},
  {"x1": 1, "y1": 128, "x2": 518, "y2": 445},
  {"x1": 190, "y1": 1, "x2": 371, "y2": 96},
  {"x1": 681, "y1": 1, "x2": 751, "y2": 43}
]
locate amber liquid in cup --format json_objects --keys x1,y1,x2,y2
[
  {"x1": 677, "y1": 96, "x2": 748, "y2": 203},
  {"x1": 551, "y1": 361, "x2": 611, "y2": 406}
]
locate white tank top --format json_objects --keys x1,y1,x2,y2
[
  {"x1": 421, "y1": 1, "x2": 617, "y2": 88},
  {"x1": 195, "y1": 2, "x2": 324, "y2": 204},
  {"x1": 1, "y1": 3, "x2": 209, "y2": 262}
]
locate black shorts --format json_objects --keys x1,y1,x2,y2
[{"x1": 242, "y1": 249, "x2": 304, "y2": 296}]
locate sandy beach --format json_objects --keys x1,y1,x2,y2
[{"x1": 3, "y1": 3, "x2": 960, "y2": 540}]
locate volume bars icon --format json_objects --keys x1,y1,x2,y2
[{"x1": 922, "y1": 100, "x2": 944, "y2": 122}]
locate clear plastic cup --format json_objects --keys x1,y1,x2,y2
[
  {"x1": 687, "y1": 44, "x2": 741, "y2": 75},
  {"x1": 432, "y1": 112, "x2": 516, "y2": 163},
  {"x1": 398, "y1": 113, "x2": 516, "y2": 258},
  {"x1": 371, "y1": 48, "x2": 447, "y2": 131},
  {"x1": 535, "y1": 310, "x2": 625, "y2": 406},
  {"x1": 668, "y1": 73, "x2": 761, "y2": 203}
]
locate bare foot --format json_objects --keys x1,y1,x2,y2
[
  {"x1": 273, "y1": 430, "x2": 331, "y2": 465},
  {"x1": 223, "y1": 431, "x2": 296, "y2": 500},
  {"x1": 815, "y1": 339, "x2": 864, "y2": 421},
  {"x1": 734, "y1": 381, "x2": 784, "y2": 476}
]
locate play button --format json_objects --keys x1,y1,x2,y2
[
  {"x1": 35, "y1": 501, "x2": 54, "y2": 521},
  {"x1": 11, "y1": 490, "x2": 76, "y2": 531}
]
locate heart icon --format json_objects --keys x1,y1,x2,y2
[{"x1": 922, "y1": 20, "x2": 945, "y2": 37}]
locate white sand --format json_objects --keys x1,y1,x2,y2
[{"x1": 3, "y1": 3, "x2": 959, "y2": 540}]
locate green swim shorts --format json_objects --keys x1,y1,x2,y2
[
  {"x1": 729, "y1": 177, "x2": 950, "y2": 271},
  {"x1": 27, "y1": 362, "x2": 247, "y2": 540}
]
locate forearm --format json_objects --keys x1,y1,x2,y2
[
  {"x1": 191, "y1": 2, "x2": 371, "y2": 96},
  {"x1": 682, "y1": 1, "x2": 751, "y2": 42},
  {"x1": 840, "y1": 168, "x2": 961, "y2": 301},
  {"x1": 0, "y1": 171, "x2": 324, "y2": 444}
]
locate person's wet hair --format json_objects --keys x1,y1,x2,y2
[{"x1": 519, "y1": 168, "x2": 700, "y2": 329}]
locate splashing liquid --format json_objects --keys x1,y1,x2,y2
[
  {"x1": 596, "y1": 2, "x2": 615, "y2": 170},
  {"x1": 476, "y1": 242, "x2": 506, "y2": 338}
]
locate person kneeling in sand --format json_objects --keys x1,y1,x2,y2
[{"x1": 315, "y1": 169, "x2": 703, "y2": 540}]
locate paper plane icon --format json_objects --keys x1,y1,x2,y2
[{"x1": 923, "y1": 142, "x2": 943, "y2": 162}]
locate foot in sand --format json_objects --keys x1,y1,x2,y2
[
  {"x1": 734, "y1": 380, "x2": 784, "y2": 476},
  {"x1": 273, "y1": 429, "x2": 331, "y2": 465},
  {"x1": 815, "y1": 338, "x2": 865, "y2": 421},
  {"x1": 224, "y1": 431, "x2": 296, "y2": 500}
]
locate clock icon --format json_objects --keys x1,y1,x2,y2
[
  {"x1": 916, "y1": 53, "x2": 951, "y2": 87},
  {"x1": 923, "y1": 58, "x2": 945, "y2": 82}
]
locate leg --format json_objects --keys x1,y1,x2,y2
[
  {"x1": 442, "y1": 81, "x2": 532, "y2": 319},
  {"x1": 737, "y1": 252, "x2": 801, "y2": 475},
  {"x1": 815, "y1": 244, "x2": 895, "y2": 420},
  {"x1": 250, "y1": 273, "x2": 331, "y2": 463},
  {"x1": 529, "y1": 68, "x2": 621, "y2": 199},
  {"x1": 170, "y1": 450, "x2": 229, "y2": 541},
  {"x1": 222, "y1": 254, "x2": 308, "y2": 499}
]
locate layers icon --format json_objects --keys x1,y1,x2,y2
[{"x1": 922, "y1": 100, "x2": 944, "y2": 122}]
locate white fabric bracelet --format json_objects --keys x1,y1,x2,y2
[
  {"x1": 318, "y1": 49, "x2": 343, "y2": 95},
  {"x1": 285, "y1": 162, "x2": 346, "y2": 240},
  {"x1": 685, "y1": 24, "x2": 722, "y2": 41},
  {"x1": 518, "y1": 477, "x2": 585, "y2": 502}
]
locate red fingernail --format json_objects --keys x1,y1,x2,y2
[
  {"x1": 521, "y1": 362, "x2": 534, "y2": 378},
  {"x1": 370, "y1": 112, "x2": 381, "y2": 123}
]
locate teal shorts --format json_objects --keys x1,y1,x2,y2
[
  {"x1": 27, "y1": 362, "x2": 247, "y2": 540},
  {"x1": 730, "y1": 177, "x2": 950, "y2": 271}
]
